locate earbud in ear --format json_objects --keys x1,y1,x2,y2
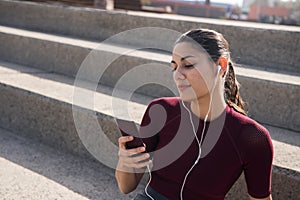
[
  {"x1": 218, "y1": 57, "x2": 228, "y2": 73},
  {"x1": 217, "y1": 65, "x2": 222, "y2": 75}
]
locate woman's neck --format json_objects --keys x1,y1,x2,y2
[{"x1": 190, "y1": 86, "x2": 226, "y2": 121}]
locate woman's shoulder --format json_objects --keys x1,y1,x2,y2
[
  {"x1": 227, "y1": 105, "x2": 272, "y2": 147},
  {"x1": 149, "y1": 97, "x2": 181, "y2": 107}
]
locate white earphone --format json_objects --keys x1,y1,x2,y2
[
  {"x1": 179, "y1": 64, "x2": 221, "y2": 200},
  {"x1": 217, "y1": 65, "x2": 222, "y2": 74},
  {"x1": 144, "y1": 64, "x2": 222, "y2": 200}
]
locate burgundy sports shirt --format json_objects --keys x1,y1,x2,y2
[{"x1": 138, "y1": 97, "x2": 274, "y2": 200}]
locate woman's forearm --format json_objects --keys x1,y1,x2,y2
[{"x1": 115, "y1": 161, "x2": 144, "y2": 194}]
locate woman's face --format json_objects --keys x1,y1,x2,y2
[{"x1": 171, "y1": 42, "x2": 217, "y2": 102}]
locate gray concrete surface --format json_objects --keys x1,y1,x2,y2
[
  {"x1": 0, "y1": 0, "x2": 300, "y2": 73},
  {"x1": 0, "y1": 123, "x2": 289, "y2": 200},
  {"x1": 0, "y1": 127, "x2": 144, "y2": 200},
  {"x1": 0, "y1": 61, "x2": 299, "y2": 199},
  {"x1": 0, "y1": 121, "x2": 299, "y2": 199},
  {"x1": 0, "y1": 24, "x2": 299, "y2": 132}
]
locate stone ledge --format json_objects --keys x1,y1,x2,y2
[
  {"x1": 0, "y1": 0, "x2": 300, "y2": 73},
  {"x1": 0, "y1": 61, "x2": 299, "y2": 199},
  {"x1": 0, "y1": 127, "x2": 138, "y2": 200},
  {"x1": 0, "y1": 25, "x2": 299, "y2": 131},
  {"x1": 0, "y1": 61, "x2": 299, "y2": 173},
  {"x1": 1, "y1": 25, "x2": 299, "y2": 86}
]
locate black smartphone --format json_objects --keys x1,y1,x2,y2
[{"x1": 115, "y1": 118, "x2": 145, "y2": 150}]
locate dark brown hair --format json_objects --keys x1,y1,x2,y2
[{"x1": 175, "y1": 29, "x2": 248, "y2": 115}]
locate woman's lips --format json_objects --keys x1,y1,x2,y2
[{"x1": 178, "y1": 85, "x2": 191, "y2": 91}]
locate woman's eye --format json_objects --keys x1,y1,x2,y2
[
  {"x1": 171, "y1": 64, "x2": 194, "y2": 72},
  {"x1": 184, "y1": 64, "x2": 194, "y2": 68}
]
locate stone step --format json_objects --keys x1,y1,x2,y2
[
  {"x1": 0, "y1": 127, "x2": 140, "y2": 200},
  {"x1": 0, "y1": 60, "x2": 153, "y2": 158},
  {"x1": 0, "y1": 0, "x2": 300, "y2": 73},
  {"x1": 0, "y1": 61, "x2": 299, "y2": 199},
  {"x1": 0, "y1": 25, "x2": 299, "y2": 132}
]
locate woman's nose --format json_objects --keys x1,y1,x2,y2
[{"x1": 173, "y1": 68, "x2": 186, "y2": 80}]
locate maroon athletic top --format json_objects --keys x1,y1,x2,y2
[{"x1": 139, "y1": 97, "x2": 273, "y2": 200}]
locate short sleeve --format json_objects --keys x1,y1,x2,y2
[
  {"x1": 138, "y1": 100, "x2": 160, "y2": 153},
  {"x1": 238, "y1": 123, "x2": 274, "y2": 198}
]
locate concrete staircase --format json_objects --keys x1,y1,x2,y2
[
  {"x1": 0, "y1": 127, "x2": 144, "y2": 200},
  {"x1": 0, "y1": 0, "x2": 299, "y2": 199}
]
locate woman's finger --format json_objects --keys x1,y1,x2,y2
[
  {"x1": 130, "y1": 153, "x2": 151, "y2": 163},
  {"x1": 118, "y1": 136, "x2": 133, "y2": 149},
  {"x1": 121, "y1": 153, "x2": 151, "y2": 168},
  {"x1": 118, "y1": 145, "x2": 146, "y2": 158},
  {"x1": 125, "y1": 159, "x2": 152, "y2": 169},
  {"x1": 126, "y1": 146, "x2": 146, "y2": 156}
]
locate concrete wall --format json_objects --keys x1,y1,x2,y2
[
  {"x1": 0, "y1": 77, "x2": 299, "y2": 200},
  {"x1": 0, "y1": 0, "x2": 300, "y2": 73},
  {"x1": 0, "y1": 25, "x2": 299, "y2": 132}
]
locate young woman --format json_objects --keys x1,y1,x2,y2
[{"x1": 115, "y1": 29, "x2": 274, "y2": 200}]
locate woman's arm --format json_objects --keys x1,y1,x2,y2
[
  {"x1": 239, "y1": 123, "x2": 274, "y2": 200},
  {"x1": 115, "y1": 165, "x2": 145, "y2": 194},
  {"x1": 115, "y1": 136, "x2": 152, "y2": 194},
  {"x1": 249, "y1": 194, "x2": 272, "y2": 200}
]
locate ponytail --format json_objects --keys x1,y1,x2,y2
[{"x1": 224, "y1": 61, "x2": 248, "y2": 115}]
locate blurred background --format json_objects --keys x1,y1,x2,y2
[{"x1": 22, "y1": 0, "x2": 300, "y2": 26}]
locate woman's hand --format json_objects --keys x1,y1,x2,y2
[
  {"x1": 117, "y1": 136, "x2": 152, "y2": 173},
  {"x1": 115, "y1": 136, "x2": 152, "y2": 193}
]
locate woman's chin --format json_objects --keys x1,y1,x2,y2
[{"x1": 179, "y1": 94, "x2": 196, "y2": 102}]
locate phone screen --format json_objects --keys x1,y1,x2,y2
[{"x1": 115, "y1": 118, "x2": 145, "y2": 150}]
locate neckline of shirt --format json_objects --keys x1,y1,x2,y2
[{"x1": 178, "y1": 99, "x2": 230, "y2": 123}]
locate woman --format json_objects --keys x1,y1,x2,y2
[{"x1": 115, "y1": 29, "x2": 274, "y2": 200}]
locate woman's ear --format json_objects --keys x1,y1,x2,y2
[{"x1": 218, "y1": 57, "x2": 228, "y2": 72}]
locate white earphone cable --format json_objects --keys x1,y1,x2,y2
[
  {"x1": 144, "y1": 66, "x2": 221, "y2": 200},
  {"x1": 180, "y1": 101, "x2": 207, "y2": 200},
  {"x1": 144, "y1": 165, "x2": 155, "y2": 200},
  {"x1": 180, "y1": 66, "x2": 220, "y2": 200}
]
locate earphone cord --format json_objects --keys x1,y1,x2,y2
[
  {"x1": 144, "y1": 165, "x2": 155, "y2": 200},
  {"x1": 180, "y1": 101, "x2": 207, "y2": 200},
  {"x1": 180, "y1": 73, "x2": 219, "y2": 200},
  {"x1": 144, "y1": 101, "x2": 211, "y2": 200},
  {"x1": 145, "y1": 68, "x2": 220, "y2": 200}
]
